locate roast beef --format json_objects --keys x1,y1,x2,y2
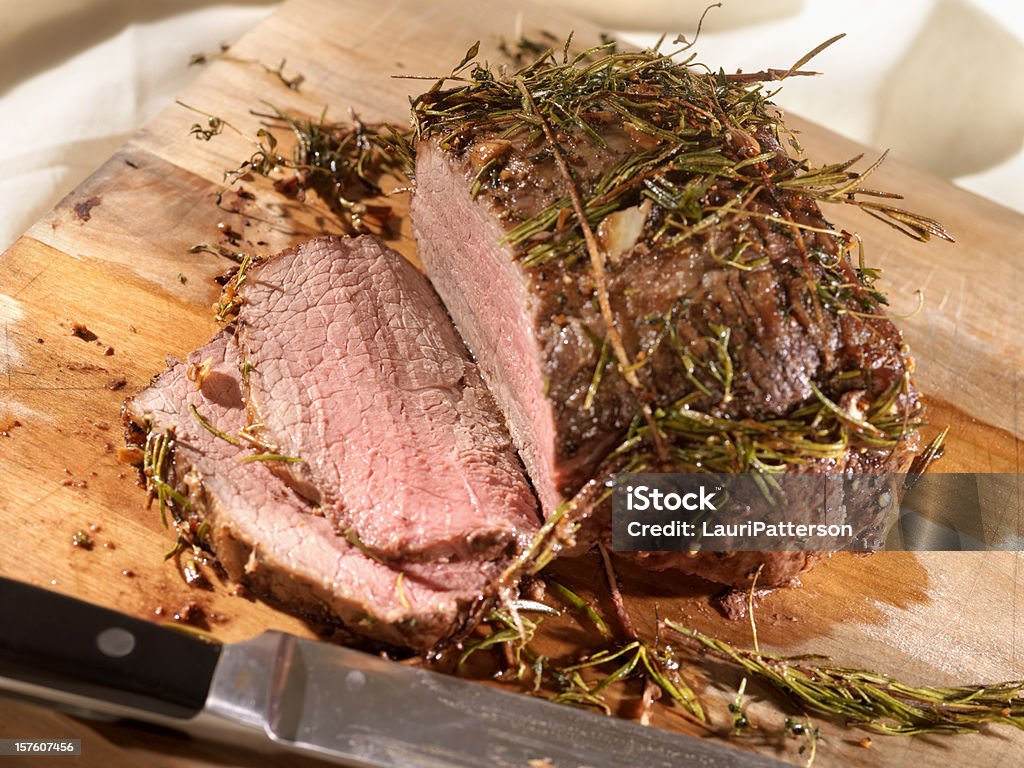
[
  {"x1": 231, "y1": 236, "x2": 539, "y2": 563},
  {"x1": 124, "y1": 332, "x2": 507, "y2": 650},
  {"x1": 410, "y1": 49, "x2": 925, "y2": 585}
]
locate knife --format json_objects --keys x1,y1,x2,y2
[{"x1": 0, "y1": 577, "x2": 790, "y2": 767}]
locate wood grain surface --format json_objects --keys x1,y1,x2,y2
[{"x1": 1, "y1": 0, "x2": 1022, "y2": 766}]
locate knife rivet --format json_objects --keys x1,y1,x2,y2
[
  {"x1": 96, "y1": 627, "x2": 136, "y2": 658},
  {"x1": 345, "y1": 670, "x2": 366, "y2": 693}
]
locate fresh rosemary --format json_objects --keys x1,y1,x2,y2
[
  {"x1": 458, "y1": 595, "x2": 704, "y2": 721},
  {"x1": 412, "y1": 41, "x2": 951, "y2": 262},
  {"x1": 180, "y1": 100, "x2": 411, "y2": 235},
  {"x1": 189, "y1": 403, "x2": 242, "y2": 446},
  {"x1": 459, "y1": 570, "x2": 1024, "y2": 744},
  {"x1": 236, "y1": 452, "x2": 303, "y2": 463},
  {"x1": 142, "y1": 426, "x2": 190, "y2": 526},
  {"x1": 666, "y1": 621, "x2": 1024, "y2": 735},
  {"x1": 602, "y1": 372, "x2": 918, "y2": 479}
]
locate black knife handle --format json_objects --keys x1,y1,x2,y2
[{"x1": 0, "y1": 577, "x2": 222, "y2": 720}]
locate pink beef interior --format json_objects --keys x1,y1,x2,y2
[
  {"x1": 411, "y1": 145, "x2": 564, "y2": 516},
  {"x1": 126, "y1": 332, "x2": 501, "y2": 650},
  {"x1": 234, "y1": 236, "x2": 539, "y2": 562}
]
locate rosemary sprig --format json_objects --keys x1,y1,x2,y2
[
  {"x1": 139, "y1": 422, "x2": 218, "y2": 581},
  {"x1": 189, "y1": 403, "x2": 242, "y2": 446},
  {"x1": 164, "y1": 533, "x2": 187, "y2": 561},
  {"x1": 395, "y1": 572, "x2": 410, "y2": 609},
  {"x1": 252, "y1": 103, "x2": 411, "y2": 195},
  {"x1": 775, "y1": 150, "x2": 952, "y2": 242},
  {"x1": 413, "y1": 40, "x2": 951, "y2": 274},
  {"x1": 905, "y1": 426, "x2": 948, "y2": 489},
  {"x1": 604, "y1": 380, "x2": 920, "y2": 477},
  {"x1": 458, "y1": 600, "x2": 559, "y2": 680},
  {"x1": 215, "y1": 251, "x2": 261, "y2": 322},
  {"x1": 666, "y1": 622, "x2": 1024, "y2": 735},
  {"x1": 459, "y1": 601, "x2": 705, "y2": 721},
  {"x1": 179, "y1": 100, "x2": 411, "y2": 235},
  {"x1": 548, "y1": 638, "x2": 705, "y2": 720},
  {"x1": 142, "y1": 427, "x2": 191, "y2": 526},
  {"x1": 512, "y1": 77, "x2": 669, "y2": 459},
  {"x1": 188, "y1": 402, "x2": 300, "y2": 463},
  {"x1": 464, "y1": 549, "x2": 1024, "y2": 743},
  {"x1": 548, "y1": 580, "x2": 612, "y2": 640},
  {"x1": 498, "y1": 495, "x2": 581, "y2": 585},
  {"x1": 236, "y1": 452, "x2": 303, "y2": 463},
  {"x1": 344, "y1": 528, "x2": 384, "y2": 564}
]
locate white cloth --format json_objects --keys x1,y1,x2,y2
[
  {"x1": 1, "y1": 0, "x2": 1021, "y2": 252},
  {"x1": 0, "y1": 1, "x2": 277, "y2": 251}
]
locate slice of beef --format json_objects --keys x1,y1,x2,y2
[
  {"x1": 125, "y1": 332, "x2": 505, "y2": 651},
  {"x1": 411, "y1": 108, "x2": 921, "y2": 522},
  {"x1": 231, "y1": 235, "x2": 539, "y2": 563}
]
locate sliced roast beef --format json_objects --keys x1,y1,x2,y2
[
  {"x1": 125, "y1": 332, "x2": 509, "y2": 651},
  {"x1": 231, "y1": 236, "x2": 539, "y2": 563}
]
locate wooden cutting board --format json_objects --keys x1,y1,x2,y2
[{"x1": 1, "y1": 0, "x2": 1022, "y2": 765}]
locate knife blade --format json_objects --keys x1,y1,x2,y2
[{"x1": 0, "y1": 577, "x2": 787, "y2": 767}]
